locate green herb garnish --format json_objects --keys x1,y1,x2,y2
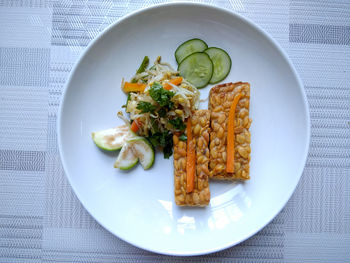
[
  {"x1": 158, "y1": 108, "x2": 167, "y2": 117},
  {"x1": 163, "y1": 143, "x2": 173, "y2": 159},
  {"x1": 136, "y1": 101, "x2": 157, "y2": 113},
  {"x1": 179, "y1": 134, "x2": 187, "y2": 141},
  {"x1": 148, "y1": 131, "x2": 173, "y2": 158},
  {"x1": 149, "y1": 82, "x2": 175, "y2": 107},
  {"x1": 150, "y1": 117, "x2": 159, "y2": 133},
  {"x1": 169, "y1": 117, "x2": 186, "y2": 131}
]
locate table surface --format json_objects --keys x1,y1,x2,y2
[{"x1": 0, "y1": 0, "x2": 349, "y2": 262}]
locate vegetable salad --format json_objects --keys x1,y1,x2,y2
[{"x1": 123, "y1": 56, "x2": 200, "y2": 158}]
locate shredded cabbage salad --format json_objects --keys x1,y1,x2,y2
[{"x1": 121, "y1": 56, "x2": 200, "y2": 158}]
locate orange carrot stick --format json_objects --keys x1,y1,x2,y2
[
  {"x1": 186, "y1": 118, "x2": 195, "y2": 193},
  {"x1": 163, "y1": 77, "x2": 183, "y2": 90},
  {"x1": 130, "y1": 118, "x2": 141, "y2": 133},
  {"x1": 226, "y1": 93, "x2": 243, "y2": 173},
  {"x1": 123, "y1": 82, "x2": 146, "y2": 93}
]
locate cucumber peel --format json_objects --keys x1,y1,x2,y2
[
  {"x1": 92, "y1": 125, "x2": 131, "y2": 151},
  {"x1": 114, "y1": 143, "x2": 139, "y2": 170},
  {"x1": 178, "y1": 52, "x2": 213, "y2": 89},
  {"x1": 175, "y1": 38, "x2": 208, "y2": 64},
  {"x1": 114, "y1": 137, "x2": 155, "y2": 170},
  {"x1": 128, "y1": 137, "x2": 155, "y2": 169},
  {"x1": 205, "y1": 47, "x2": 232, "y2": 84}
]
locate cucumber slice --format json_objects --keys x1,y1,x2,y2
[
  {"x1": 113, "y1": 137, "x2": 155, "y2": 170},
  {"x1": 92, "y1": 125, "x2": 131, "y2": 151},
  {"x1": 204, "y1": 47, "x2": 232, "y2": 84},
  {"x1": 178, "y1": 52, "x2": 213, "y2": 89},
  {"x1": 175, "y1": 39, "x2": 208, "y2": 64},
  {"x1": 114, "y1": 143, "x2": 139, "y2": 170},
  {"x1": 127, "y1": 137, "x2": 155, "y2": 170}
]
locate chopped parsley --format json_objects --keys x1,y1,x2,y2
[
  {"x1": 149, "y1": 82, "x2": 175, "y2": 108},
  {"x1": 136, "y1": 101, "x2": 156, "y2": 113},
  {"x1": 169, "y1": 117, "x2": 186, "y2": 131},
  {"x1": 158, "y1": 108, "x2": 167, "y2": 117},
  {"x1": 179, "y1": 134, "x2": 187, "y2": 141},
  {"x1": 148, "y1": 131, "x2": 173, "y2": 158}
]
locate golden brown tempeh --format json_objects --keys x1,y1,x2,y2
[
  {"x1": 173, "y1": 110, "x2": 210, "y2": 206},
  {"x1": 209, "y1": 82, "x2": 251, "y2": 180}
]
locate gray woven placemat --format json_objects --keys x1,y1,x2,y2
[{"x1": 0, "y1": 0, "x2": 349, "y2": 262}]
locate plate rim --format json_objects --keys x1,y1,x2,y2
[{"x1": 57, "y1": 2, "x2": 310, "y2": 256}]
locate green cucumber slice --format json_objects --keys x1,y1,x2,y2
[
  {"x1": 92, "y1": 125, "x2": 131, "y2": 151},
  {"x1": 113, "y1": 137, "x2": 155, "y2": 170},
  {"x1": 114, "y1": 143, "x2": 138, "y2": 170},
  {"x1": 175, "y1": 38, "x2": 208, "y2": 64},
  {"x1": 178, "y1": 52, "x2": 213, "y2": 89},
  {"x1": 204, "y1": 47, "x2": 232, "y2": 84},
  {"x1": 127, "y1": 137, "x2": 155, "y2": 170}
]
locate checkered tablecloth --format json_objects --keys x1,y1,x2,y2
[{"x1": 1, "y1": 0, "x2": 349, "y2": 262}]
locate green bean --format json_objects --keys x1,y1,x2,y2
[
  {"x1": 136, "y1": 56, "x2": 149, "y2": 74},
  {"x1": 131, "y1": 56, "x2": 149, "y2": 83}
]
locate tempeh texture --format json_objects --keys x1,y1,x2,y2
[
  {"x1": 173, "y1": 110, "x2": 210, "y2": 206},
  {"x1": 209, "y1": 82, "x2": 252, "y2": 180}
]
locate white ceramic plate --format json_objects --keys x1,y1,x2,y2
[{"x1": 58, "y1": 3, "x2": 310, "y2": 256}]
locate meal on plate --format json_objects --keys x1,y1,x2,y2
[{"x1": 91, "y1": 38, "x2": 251, "y2": 206}]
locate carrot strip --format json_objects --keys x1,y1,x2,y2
[
  {"x1": 186, "y1": 118, "x2": 195, "y2": 193},
  {"x1": 123, "y1": 82, "x2": 146, "y2": 92},
  {"x1": 226, "y1": 93, "x2": 243, "y2": 173},
  {"x1": 130, "y1": 118, "x2": 141, "y2": 133},
  {"x1": 163, "y1": 77, "x2": 183, "y2": 90}
]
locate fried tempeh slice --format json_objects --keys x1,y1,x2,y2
[
  {"x1": 173, "y1": 110, "x2": 210, "y2": 206},
  {"x1": 209, "y1": 82, "x2": 252, "y2": 180}
]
